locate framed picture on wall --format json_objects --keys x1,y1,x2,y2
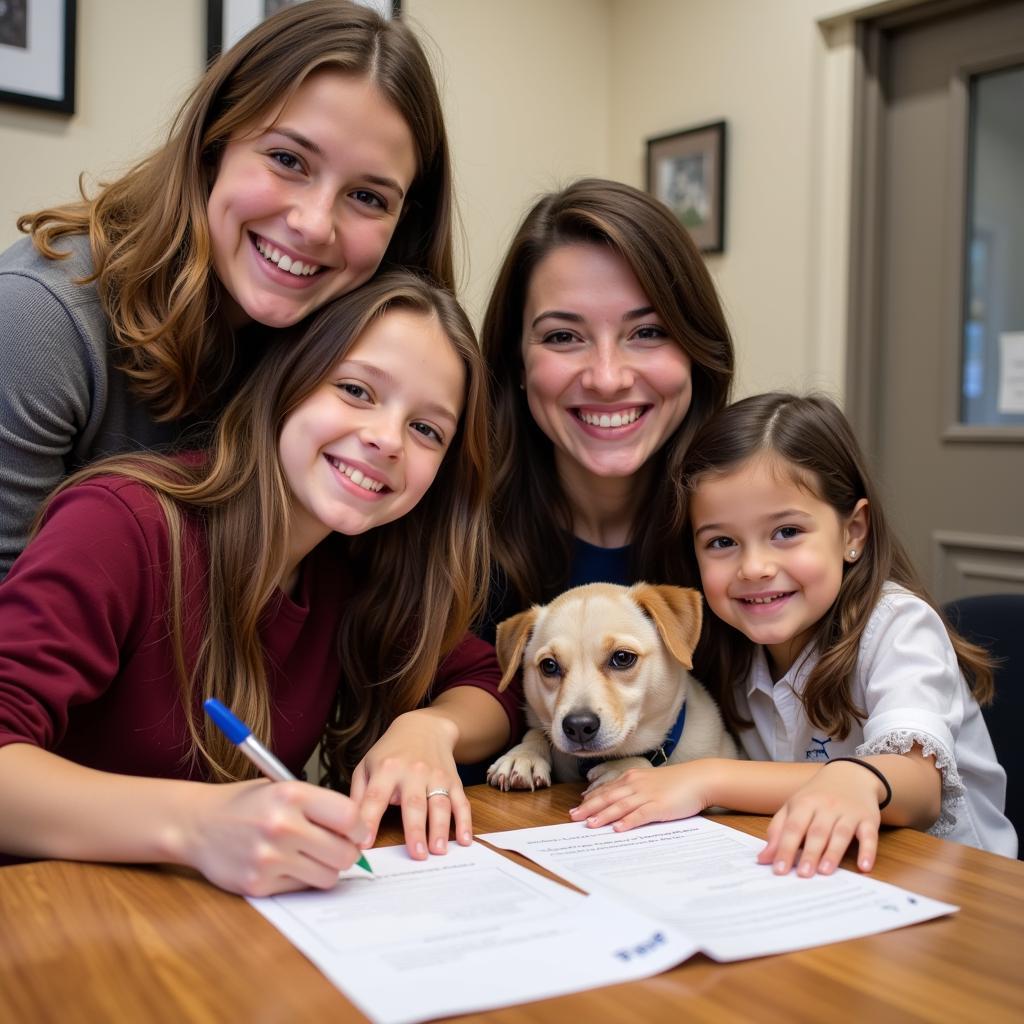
[
  {"x1": 206, "y1": 0, "x2": 400, "y2": 62},
  {"x1": 646, "y1": 120, "x2": 726, "y2": 254},
  {"x1": 0, "y1": 0, "x2": 76, "y2": 113}
]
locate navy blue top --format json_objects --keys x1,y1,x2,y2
[
  {"x1": 566, "y1": 537, "x2": 633, "y2": 589},
  {"x1": 478, "y1": 537, "x2": 635, "y2": 647}
]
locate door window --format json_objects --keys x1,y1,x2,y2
[{"x1": 961, "y1": 64, "x2": 1024, "y2": 426}]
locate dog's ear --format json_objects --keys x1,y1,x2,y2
[
  {"x1": 630, "y1": 584, "x2": 703, "y2": 669},
  {"x1": 495, "y1": 608, "x2": 538, "y2": 692}
]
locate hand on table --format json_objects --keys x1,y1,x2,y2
[
  {"x1": 350, "y1": 709, "x2": 472, "y2": 859},
  {"x1": 568, "y1": 761, "x2": 713, "y2": 831},
  {"x1": 757, "y1": 761, "x2": 882, "y2": 876}
]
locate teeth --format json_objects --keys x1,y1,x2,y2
[
  {"x1": 254, "y1": 237, "x2": 321, "y2": 276},
  {"x1": 327, "y1": 456, "x2": 385, "y2": 493},
  {"x1": 743, "y1": 594, "x2": 787, "y2": 604},
  {"x1": 578, "y1": 408, "x2": 642, "y2": 428}
]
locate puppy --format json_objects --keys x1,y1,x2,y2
[{"x1": 487, "y1": 582, "x2": 736, "y2": 792}]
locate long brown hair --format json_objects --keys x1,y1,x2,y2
[
  {"x1": 43, "y1": 273, "x2": 489, "y2": 784},
  {"x1": 18, "y1": 0, "x2": 454, "y2": 421},
  {"x1": 481, "y1": 178, "x2": 734, "y2": 607},
  {"x1": 683, "y1": 392, "x2": 994, "y2": 737}
]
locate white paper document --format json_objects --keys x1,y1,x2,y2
[
  {"x1": 998, "y1": 331, "x2": 1024, "y2": 414},
  {"x1": 247, "y1": 841, "x2": 697, "y2": 1024},
  {"x1": 480, "y1": 817, "x2": 958, "y2": 961}
]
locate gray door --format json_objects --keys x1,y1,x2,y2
[{"x1": 849, "y1": 0, "x2": 1024, "y2": 601}]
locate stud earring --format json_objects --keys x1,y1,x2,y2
[{"x1": 848, "y1": 549, "x2": 857, "y2": 559}]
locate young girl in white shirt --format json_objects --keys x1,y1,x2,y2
[{"x1": 572, "y1": 392, "x2": 1016, "y2": 872}]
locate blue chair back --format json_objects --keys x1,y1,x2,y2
[{"x1": 944, "y1": 593, "x2": 1024, "y2": 856}]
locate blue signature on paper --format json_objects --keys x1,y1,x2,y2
[{"x1": 614, "y1": 931, "x2": 666, "y2": 962}]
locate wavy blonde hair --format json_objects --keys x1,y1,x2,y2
[
  {"x1": 19, "y1": 0, "x2": 454, "y2": 421},
  {"x1": 43, "y1": 273, "x2": 489, "y2": 783}
]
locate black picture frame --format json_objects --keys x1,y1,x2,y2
[
  {"x1": 646, "y1": 120, "x2": 726, "y2": 254},
  {"x1": 0, "y1": 0, "x2": 76, "y2": 114},
  {"x1": 206, "y1": 0, "x2": 401, "y2": 63}
]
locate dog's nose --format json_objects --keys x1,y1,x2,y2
[{"x1": 562, "y1": 712, "x2": 600, "y2": 744}]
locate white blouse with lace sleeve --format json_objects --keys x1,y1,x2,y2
[{"x1": 735, "y1": 583, "x2": 1016, "y2": 857}]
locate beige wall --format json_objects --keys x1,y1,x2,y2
[
  {"x1": 606, "y1": 0, "x2": 855, "y2": 397},
  {"x1": 404, "y1": 0, "x2": 610, "y2": 321},
  {"x1": 417, "y1": 0, "x2": 867, "y2": 396},
  {"x1": 0, "y1": 1, "x2": 202, "y2": 248},
  {"x1": 0, "y1": 0, "x2": 881, "y2": 397}
]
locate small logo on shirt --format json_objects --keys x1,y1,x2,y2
[{"x1": 805, "y1": 736, "x2": 832, "y2": 761}]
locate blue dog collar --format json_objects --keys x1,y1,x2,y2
[{"x1": 576, "y1": 700, "x2": 687, "y2": 780}]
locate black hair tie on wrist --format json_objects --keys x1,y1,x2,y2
[{"x1": 822, "y1": 757, "x2": 893, "y2": 810}]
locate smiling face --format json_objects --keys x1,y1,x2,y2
[
  {"x1": 207, "y1": 69, "x2": 417, "y2": 329},
  {"x1": 278, "y1": 308, "x2": 465, "y2": 568},
  {"x1": 690, "y1": 454, "x2": 868, "y2": 678},
  {"x1": 520, "y1": 243, "x2": 693, "y2": 492}
]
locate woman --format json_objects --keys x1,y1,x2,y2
[
  {"x1": 0, "y1": 0, "x2": 453, "y2": 575},
  {"x1": 479, "y1": 178, "x2": 735, "y2": 642}
]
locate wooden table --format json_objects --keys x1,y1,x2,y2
[{"x1": 1, "y1": 783, "x2": 1022, "y2": 1023}]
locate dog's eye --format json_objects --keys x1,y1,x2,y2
[
  {"x1": 538, "y1": 657, "x2": 562, "y2": 677},
  {"x1": 609, "y1": 650, "x2": 638, "y2": 670}
]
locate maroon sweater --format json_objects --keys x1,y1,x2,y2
[{"x1": 0, "y1": 476, "x2": 515, "y2": 782}]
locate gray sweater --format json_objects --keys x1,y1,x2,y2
[{"x1": 0, "y1": 234, "x2": 182, "y2": 576}]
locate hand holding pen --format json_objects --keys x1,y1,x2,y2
[{"x1": 201, "y1": 700, "x2": 374, "y2": 884}]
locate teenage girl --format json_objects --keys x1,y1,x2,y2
[
  {"x1": 0, "y1": 274, "x2": 515, "y2": 895},
  {"x1": 0, "y1": 0, "x2": 453, "y2": 576},
  {"x1": 572, "y1": 393, "x2": 1017, "y2": 872}
]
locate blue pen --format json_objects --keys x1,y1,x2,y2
[{"x1": 204, "y1": 698, "x2": 373, "y2": 876}]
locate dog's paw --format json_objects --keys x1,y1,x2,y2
[
  {"x1": 486, "y1": 749, "x2": 552, "y2": 792},
  {"x1": 581, "y1": 757, "x2": 652, "y2": 796}
]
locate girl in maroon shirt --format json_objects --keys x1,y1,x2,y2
[{"x1": 0, "y1": 273, "x2": 513, "y2": 896}]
